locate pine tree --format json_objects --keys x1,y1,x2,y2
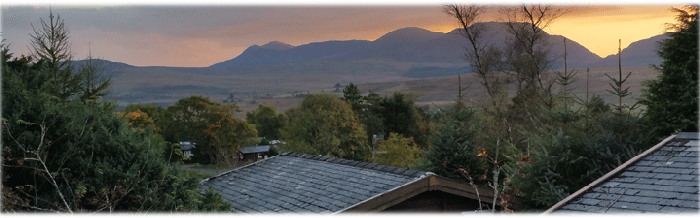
[
  {"x1": 641, "y1": 5, "x2": 699, "y2": 138},
  {"x1": 28, "y1": 9, "x2": 82, "y2": 100}
]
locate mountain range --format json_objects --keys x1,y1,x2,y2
[
  {"x1": 209, "y1": 22, "x2": 666, "y2": 71},
  {"x1": 80, "y1": 21, "x2": 667, "y2": 107}
]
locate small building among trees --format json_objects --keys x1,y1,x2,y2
[
  {"x1": 180, "y1": 141, "x2": 196, "y2": 157},
  {"x1": 238, "y1": 145, "x2": 271, "y2": 162}
]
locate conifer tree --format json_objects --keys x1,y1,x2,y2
[
  {"x1": 641, "y1": 5, "x2": 699, "y2": 138},
  {"x1": 28, "y1": 9, "x2": 82, "y2": 100}
]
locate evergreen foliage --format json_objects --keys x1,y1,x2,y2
[
  {"x1": 1, "y1": 48, "x2": 229, "y2": 212},
  {"x1": 418, "y1": 105, "x2": 485, "y2": 181},
  {"x1": 511, "y1": 116, "x2": 646, "y2": 208},
  {"x1": 27, "y1": 9, "x2": 82, "y2": 100},
  {"x1": 641, "y1": 6, "x2": 699, "y2": 139},
  {"x1": 77, "y1": 51, "x2": 111, "y2": 104},
  {"x1": 341, "y1": 83, "x2": 363, "y2": 112},
  {"x1": 378, "y1": 93, "x2": 430, "y2": 148},
  {"x1": 341, "y1": 85, "x2": 385, "y2": 147}
]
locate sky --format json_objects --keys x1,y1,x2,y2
[{"x1": 0, "y1": 1, "x2": 682, "y2": 67}]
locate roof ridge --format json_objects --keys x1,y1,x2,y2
[{"x1": 281, "y1": 152, "x2": 427, "y2": 178}]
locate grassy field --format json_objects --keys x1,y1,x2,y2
[
  {"x1": 233, "y1": 66, "x2": 657, "y2": 119},
  {"x1": 110, "y1": 64, "x2": 657, "y2": 118}
]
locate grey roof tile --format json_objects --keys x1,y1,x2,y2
[
  {"x1": 652, "y1": 173, "x2": 676, "y2": 179},
  {"x1": 602, "y1": 207, "x2": 627, "y2": 213},
  {"x1": 355, "y1": 162, "x2": 370, "y2": 168},
  {"x1": 652, "y1": 167, "x2": 683, "y2": 174},
  {"x1": 382, "y1": 166, "x2": 398, "y2": 173},
  {"x1": 611, "y1": 177, "x2": 639, "y2": 183},
  {"x1": 392, "y1": 167, "x2": 407, "y2": 174},
  {"x1": 560, "y1": 203, "x2": 602, "y2": 212},
  {"x1": 669, "y1": 156, "x2": 693, "y2": 162},
  {"x1": 678, "y1": 192, "x2": 699, "y2": 201},
  {"x1": 624, "y1": 189, "x2": 641, "y2": 196},
  {"x1": 338, "y1": 159, "x2": 352, "y2": 164},
  {"x1": 654, "y1": 179, "x2": 679, "y2": 186},
  {"x1": 579, "y1": 193, "x2": 600, "y2": 200},
  {"x1": 631, "y1": 166, "x2": 656, "y2": 172},
  {"x1": 635, "y1": 160, "x2": 654, "y2": 166},
  {"x1": 671, "y1": 186, "x2": 698, "y2": 193},
  {"x1": 372, "y1": 164, "x2": 387, "y2": 171},
  {"x1": 678, "y1": 200, "x2": 699, "y2": 209},
  {"x1": 676, "y1": 181, "x2": 699, "y2": 187},
  {"x1": 656, "y1": 199, "x2": 685, "y2": 207},
  {"x1": 658, "y1": 206, "x2": 687, "y2": 213},
  {"x1": 328, "y1": 157, "x2": 342, "y2": 163},
  {"x1": 668, "y1": 162, "x2": 695, "y2": 168},
  {"x1": 673, "y1": 175, "x2": 698, "y2": 181},
  {"x1": 239, "y1": 145, "x2": 271, "y2": 154},
  {"x1": 633, "y1": 196, "x2": 662, "y2": 205},
  {"x1": 638, "y1": 172, "x2": 657, "y2": 178},
  {"x1": 636, "y1": 204, "x2": 664, "y2": 212},
  {"x1": 635, "y1": 178, "x2": 661, "y2": 185},
  {"x1": 577, "y1": 198, "x2": 602, "y2": 205},
  {"x1": 618, "y1": 195, "x2": 642, "y2": 203},
  {"x1": 680, "y1": 168, "x2": 698, "y2": 175},
  {"x1": 681, "y1": 151, "x2": 699, "y2": 157},
  {"x1": 611, "y1": 201, "x2": 643, "y2": 210}
]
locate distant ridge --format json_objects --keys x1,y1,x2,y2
[
  {"x1": 209, "y1": 22, "x2": 622, "y2": 69},
  {"x1": 589, "y1": 33, "x2": 670, "y2": 67}
]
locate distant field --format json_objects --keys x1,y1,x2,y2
[
  {"x1": 234, "y1": 66, "x2": 657, "y2": 118},
  {"x1": 111, "y1": 65, "x2": 657, "y2": 119}
]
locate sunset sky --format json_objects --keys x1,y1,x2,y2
[{"x1": 1, "y1": 1, "x2": 682, "y2": 67}]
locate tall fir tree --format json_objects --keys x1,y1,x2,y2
[{"x1": 641, "y1": 5, "x2": 699, "y2": 139}]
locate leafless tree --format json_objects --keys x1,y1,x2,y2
[
  {"x1": 500, "y1": 4, "x2": 570, "y2": 106},
  {"x1": 443, "y1": 5, "x2": 506, "y2": 100}
]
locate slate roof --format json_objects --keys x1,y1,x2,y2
[
  {"x1": 180, "y1": 141, "x2": 195, "y2": 150},
  {"x1": 547, "y1": 132, "x2": 699, "y2": 213},
  {"x1": 239, "y1": 145, "x2": 270, "y2": 154},
  {"x1": 199, "y1": 153, "x2": 430, "y2": 213}
]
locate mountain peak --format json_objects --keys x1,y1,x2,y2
[
  {"x1": 374, "y1": 27, "x2": 442, "y2": 44},
  {"x1": 260, "y1": 41, "x2": 294, "y2": 51}
]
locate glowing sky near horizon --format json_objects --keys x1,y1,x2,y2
[{"x1": 1, "y1": 5, "x2": 679, "y2": 67}]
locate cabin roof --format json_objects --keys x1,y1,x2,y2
[
  {"x1": 200, "y1": 152, "x2": 523, "y2": 213},
  {"x1": 239, "y1": 145, "x2": 270, "y2": 154}
]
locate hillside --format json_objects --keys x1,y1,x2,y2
[
  {"x1": 93, "y1": 23, "x2": 667, "y2": 109},
  {"x1": 589, "y1": 33, "x2": 670, "y2": 67}
]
